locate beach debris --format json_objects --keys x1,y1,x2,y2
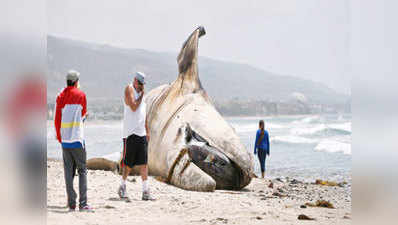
[
  {"x1": 210, "y1": 217, "x2": 228, "y2": 224},
  {"x1": 298, "y1": 214, "x2": 315, "y2": 220},
  {"x1": 300, "y1": 205, "x2": 307, "y2": 208},
  {"x1": 315, "y1": 179, "x2": 336, "y2": 186},
  {"x1": 219, "y1": 191, "x2": 243, "y2": 195},
  {"x1": 272, "y1": 192, "x2": 287, "y2": 198},
  {"x1": 343, "y1": 215, "x2": 351, "y2": 219},
  {"x1": 315, "y1": 179, "x2": 347, "y2": 187},
  {"x1": 305, "y1": 200, "x2": 335, "y2": 209},
  {"x1": 268, "y1": 182, "x2": 274, "y2": 189},
  {"x1": 255, "y1": 216, "x2": 262, "y2": 220},
  {"x1": 260, "y1": 196, "x2": 277, "y2": 200},
  {"x1": 290, "y1": 179, "x2": 302, "y2": 185},
  {"x1": 155, "y1": 176, "x2": 168, "y2": 183},
  {"x1": 338, "y1": 181, "x2": 348, "y2": 187},
  {"x1": 104, "y1": 205, "x2": 115, "y2": 209},
  {"x1": 129, "y1": 178, "x2": 136, "y2": 183},
  {"x1": 240, "y1": 201, "x2": 252, "y2": 207},
  {"x1": 190, "y1": 219, "x2": 207, "y2": 223}
]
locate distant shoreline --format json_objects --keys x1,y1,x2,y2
[{"x1": 46, "y1": 113, "x2": 351, "y2": 123}]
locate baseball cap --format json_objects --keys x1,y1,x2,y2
[
  {"x1": 135, "y1": 71, "x2": 146, "y2": 84},
  {"x1": 66, "y1": 70, "x2": 80, "y2": 82}
]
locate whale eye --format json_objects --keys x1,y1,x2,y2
[
  {"x1": 185, "y1": 125, "x2": 193, "y2": 143},
  {"x1": 219, "y1": 161, "x2": 226, "y2": 166},
  {"x1": 184, "y1": 123, "x2": 209, "y2": 145}
]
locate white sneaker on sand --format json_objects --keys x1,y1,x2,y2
[
  {"x1": 118, "y1": 184, "x2": 127, "y2": 198},
  {"x1": 142, "y1": 191, "x2": 155, "y2": 201}
]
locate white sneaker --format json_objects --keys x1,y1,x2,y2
[
  {"x1": 142, "y1": 191, "x2": 155, "y2": 201},
  {"x1": 118, "y1": 184, "x2": 127, "y2": 198}
]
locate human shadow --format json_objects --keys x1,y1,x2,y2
[{"x1": 47, "y1": 205, "x2": 70, "y2": 214}]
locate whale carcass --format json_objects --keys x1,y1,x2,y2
[{"x1": 144, "y1": 26, "x2": 254, "y2": 191}]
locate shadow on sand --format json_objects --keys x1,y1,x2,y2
[{"x1": 47, "y1": 205, "x2": 70, "y2": 214}]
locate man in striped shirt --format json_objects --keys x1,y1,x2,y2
[{"x1": 54, "y1": 70, "x2": 93, "y2": 212}]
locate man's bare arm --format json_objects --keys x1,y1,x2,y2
[
  {"x1": 145, "y1": 114, "x2": 150, "y2": 142},
  {"x1": 124, "y1": 85, "x2": 143, "y2": 112}
]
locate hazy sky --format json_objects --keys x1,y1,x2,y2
[{"x1": 48, "y1": 0, "x2": 351, "y2": 94}]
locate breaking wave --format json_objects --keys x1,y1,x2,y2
[
  {"x1": 230, "y1": 122, "x2": 283, "y2": 133},
  {"x1": 314, "y1": 140, "x2": 351, "y2": 155},
  {"x1": 290, "y1": 123, "x2": 351, "y2": 136},
  {"x1": 271, "y1": 135, "x2": 318, "y2": 144}
]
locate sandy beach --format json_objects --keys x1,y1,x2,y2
[{"x1": 47, "y1": 159, "x2": 351, "y2": 225}]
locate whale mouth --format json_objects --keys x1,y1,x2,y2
[{"x1": 184, "y1": 124, "x2": 244, "y2": 190}]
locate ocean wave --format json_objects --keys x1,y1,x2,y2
[
  {"x1": 291, "y1": 123, "x2": 351, "y2": 136},
  {"x1": 328, "y1": 122, "x2": 351, "y2": 133},
  {"x1": 292, "y1": 116, "x2": 320, "y2": 124},
  {"x1": 230, "y1": 122, "x2": 283, "y2": 133},
  {"x1": 314, "y1": 140, "x2": 351, "y2": 155},
  {"x1": 271, "y1": 136, "x2": 318, "y2": 144}
]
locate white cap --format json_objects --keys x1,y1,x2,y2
[
  {"x1": 66, "y1": 70, "x2": 80, "y2": 82},
  {"x1": 135, "y1": 71, "x2": 146, "y2": 84}
]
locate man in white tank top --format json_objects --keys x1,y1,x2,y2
[{"x1": 118, "y1": 72, "x2": 154, "y2": 201}]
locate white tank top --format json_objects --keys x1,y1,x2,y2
[{"x1": 123, "y1": 84, "x2": 147, "y2": 137}]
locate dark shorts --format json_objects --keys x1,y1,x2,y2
[{"x1": 122, "y1": 134, "x2": 148, "y2": 168}]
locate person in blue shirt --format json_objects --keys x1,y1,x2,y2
[{"x1": 254, "y1": 120, "x2": 270, "y2": 178}]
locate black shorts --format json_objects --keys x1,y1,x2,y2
[{"x1": 122, "y1": 134, "x2": 148, "y2": 168}]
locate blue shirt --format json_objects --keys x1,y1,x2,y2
[{"x1": 254, "y1": 129, "x2": 270, "y2": 155}]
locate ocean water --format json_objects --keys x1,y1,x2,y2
[{"x1": 47, "y1": 114, "x2": 351, "y2": 182}]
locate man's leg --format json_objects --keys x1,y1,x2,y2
[
  {"x1": 62, "y1": 149, "x2": 77, "y2": 209},
  {"x1": 139, "y1": 164, "x2": 148, "y2": 192},
  {"x1": 139, "y1": 164, "x2": 148, "y2": 181},
  {"x1": 122, "y1": 165, "x2": 132, "y2": 181},
  {"x1": 118, "y1": 165, "x2": 131, "y2": 198},
  {"x1": 140, "y1": 164, "x2": 154, "y2": 200},
  {"x1": 118, "y1": 137, "x2": 131, "y2": 198},
  {"x1": 71, "y1": 147, "x2": 87, "y2": 208}
]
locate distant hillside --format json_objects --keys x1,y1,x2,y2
[{"x1": 47, "y1": 35, "x2": 348, "y2": 105}]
